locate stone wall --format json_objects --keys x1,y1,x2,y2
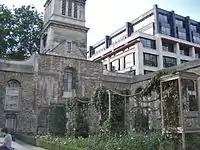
[
  {"x1": 36, "y1": 54, "x2": 103, "y2": 134},
  {"x1": 0, "y1": 71, "x2": 36, "y2": 132}
]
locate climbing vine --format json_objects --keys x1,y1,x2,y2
[
  {"x1": 160, "y1": 79, "x2": 180, "y2": 150},
  {"x1": 92, "y1": 87, "x2": 130, "y2": 134},
  {"x1": 92, "y1": 68, "x2": 182, "y2": 148},
  {"x1": 66, "y1": 97, "x2": 90, "y2": 138}
]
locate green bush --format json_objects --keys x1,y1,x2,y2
[
  {"x1": 38, "y1": 139, "x2": 83, "y2": 150},
  {"x1": 16, "y1": 133, "x2": 165, "y2": 150}
]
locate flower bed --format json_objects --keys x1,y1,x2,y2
[{"x1": 16, "y1": 133, "x2": 163, "y2": 150}]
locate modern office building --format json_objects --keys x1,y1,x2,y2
[{"x1": 88, "y1": 5, "x2": 200, "y2": 75}]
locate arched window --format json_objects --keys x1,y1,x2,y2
[
  {"x1": 5, "y1": 80, "x2": 21, "y2": 111},
  {"x1": 64, "y1": 69, "x2": 73, "y2": 92}
]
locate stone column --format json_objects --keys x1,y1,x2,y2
[
  {"x1": 135, "y1": 42, "x2": 144, "y2": 75},
  {"x1": 107, "y1": 57, "x2": 111, "y2": 71},
  {"x1": 156, "y1": 36, "x2": 163, "y2": 69},
  {"x1": 175, "y1": 42, "x2": 181, "y2": 65},
  {"x1": 191, "y1": 47, "x2": 196, "y2": 59}
]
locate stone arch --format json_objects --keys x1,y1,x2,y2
[
  {"x1": 5, "y1": 79, "x2": 21, "y2": 111},
  {"x1": 4, "y1": 79, "x2": 21, "y2": 130}
]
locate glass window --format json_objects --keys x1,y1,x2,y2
[
  {"x1": 190, "y1": 24, "x2": 197, "y2": 32},
  {"x1": 163, "y1": 56, "x2": 177, "y2": 68},
  {"x1": 181, "y1": 60, "x2": 188, "y2": 64},
  {"x1": 193, "y1": 35, "x2": 200, "y2": 44},
  {"x1": 158, "y1": 14, "x2": 168, "y2": 23},
  {"x1": 180, "y1": 45, "x2": 190, "y2": 56},
  {"x1": 141, "y1": 38, "x2": 156, "y2": 49},
  {"x1": 162, "y1": 42, "x2": 174, "y2": 53},
  {"x1": 94, "y1": 43, "x2": 106, "y2": 54},
  {"x1": 62, "y1": 0, "x2": 66, "y2": 15},
  {"x1": 195, "y1": 51, "x2": 200, "y2": 58},
  {"x1": 175, "y1": 19, "x2": 183, "y2": 27},
  {"x1": 66, "y1": 42, "x2": 72, "y2": 53},
  {"x1": 68, "y1": 0, "x2": 72, "y2": 17},
  {"x1": 144, "y1": 70, "x2": 154, "y2": 75},
  {"x1": 143, "y1": 53, "x2": 157, "y2": 67},
  {"x1": 74, "y1": 2, "x2": 78, "y2": 18},
  {"x1": 111, "y1": 31, "x2": 127, "y2": 45},
  {"x1": 178, "y1": 31, "x2": 186, "y2": 40},
  {"x1": 124, "y1": 53, "x2": 135, "y2": 68},
  {"x1": 111, "y1": 59, "x2": 120, "y2": 71},
  {"x1": 64, "y1": 70, "x2": 73, "y2": 92},
  {"x1": 161, "y1": 26, "x2": 171, "y2": 36},
  {"x1": 134, "y1": 15, "x2": 154, "y2": 32},
  {"x1": 143, "y1": 26, "x2": 154, "y2": 35}
]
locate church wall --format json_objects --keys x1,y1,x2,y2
[
  {"x1": 36, "y1": 54, "x2": 103, "y2": 134},
  {"x1": 0, "y1": 70, "x2": 36, "y2": 133},
  {"x1": 37, "y1": 54, "x2": 103, "y2": 101}
]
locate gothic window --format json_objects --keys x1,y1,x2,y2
[
  {"x1": 64, "y1": 69, "x2": 73, "y2": 92},
  {"x1": 66, "y1": 41, "x2": 72, "y2": 53},
  {"x1": 74, "y1": 2, "x2": 78, "y2": 18},
  {"x1": 62, "y1": 0, "x2": 67, "y2": 15},
  {"x1": 5, "y1": 80, "x2": 21, "y2": 111},
  {"x1": 68, "y1": 0, "x2": 72, "y2": 17}
]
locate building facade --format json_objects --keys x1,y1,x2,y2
[
  {"x1": 88, "y1": 5, "x2": 200, "y2": 75},
  {"x1": 1, "y1": 1, "x2": 200, "y2": 134}
]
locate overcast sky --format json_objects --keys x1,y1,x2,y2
[{"x1": 1, "y1": 0, "x2": 200, "y2": 46}]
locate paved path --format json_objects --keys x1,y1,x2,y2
[{"x1": 0, "y1": 138, "x2": 46, "y2": 150}]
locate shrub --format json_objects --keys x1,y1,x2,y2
[{"x1": 16, "y1": 132, "x2": 169, "y2": 150}]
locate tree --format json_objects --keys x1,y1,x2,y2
[{"x1": 0, "y1": 4, "x2": 43, "y2": 60}]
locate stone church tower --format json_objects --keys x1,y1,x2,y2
[{"x1": 40, "y1": 0, "x2": 89, "y2": 59}]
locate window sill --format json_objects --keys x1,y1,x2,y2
[{"x1": 63, "y1": 90, "x2": 76, "y2": 98}]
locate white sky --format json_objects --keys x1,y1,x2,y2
[{"x1": 1, "y1": 0, "x2": 199, "y2": 46}]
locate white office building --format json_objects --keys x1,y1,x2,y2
[{"x1": 88, "y1": 5, "x2": 200, "y2": 75}]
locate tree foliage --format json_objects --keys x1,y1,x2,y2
[{"x1": 0, "y1": 4, "x2": 43, "y2": 60}]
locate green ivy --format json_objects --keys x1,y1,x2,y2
[
  {"x1": 93, "y1": 87, "x2": 130, "y2": 135},
  {"x1": 48, "y1": 103, "x2": 67, "y2": 137}
]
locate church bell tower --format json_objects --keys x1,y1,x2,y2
[{"x1": 40, "y1": 0, "x2": 89, "y2": 59}]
